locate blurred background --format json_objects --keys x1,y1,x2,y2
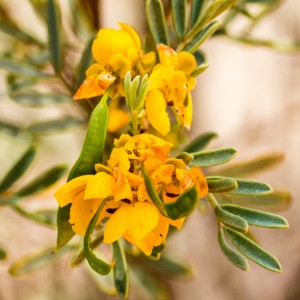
[{"x1": 0, "y1": 0, "x2": 299, "y2": 299}]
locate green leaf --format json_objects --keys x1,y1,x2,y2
[
  {"x1": 224, "y1": 228, "x2": 282, "y2": 272},
  {"x1": 9, "y1": 246, "x2": 72, "y2": 277},
  {"x1": 84, "y1": 201, "x2": 112, "y2": 275},
  {"x1": 113, "y1": 241, "x2": 129, "y2": 298},
  {"x1": 0, "y1": 21, "x2": 42, "y2": 45},
  {"x1": 215, "y1": 205, "x2": 248, "y2": 233},
  {"x1": 218, "y1": 226, "x2": 249, "y2": 271},
  {"x1": 230, "y1": 179, "x2": 272, "y2": 195},
  {"x1": 0, "y1": 247, "x2": 7, "y2": 260},
  {"x1": 183, "y1": 132, "x2": 218, "y2": 153},
  {"x1": 215, "y1": 191, "x2": 292, "y2": 212},
  {"x1": 56, "y1": 204, "x2": 75, "y2": 249},
  {"x1": 171, "y1": 0, "x2": 187, "y2": 39},
  {"x1": 29, "y1": 0, "x2": 47, "y2": 22},
  {"x1": 10, "y1": 91, "x2": 72, "y2": 107},
  {"x1": 221, "y1": 204, "x2": 289, "y2": 228},
  {"x1": 189, "y1": 147, "x2": 238, "y2": 167},
  {"x1": 27, "y1": 118, "x2": 84, "y2": 134},
  {"x1": 191, "y1": 63, "x2": 209, "y2": 76},
  {"x1": 190, "y1": 0, "x2": 207, "y2": 26},
  {"x1": 146, "y1": 0, "x2": 169, "y2": 45},
  {"x1": 206, "y1": 176, "x2": 238, "y2": 193},
  {"x1": 165, "y1": 187, "x2": 198, "y2": 220},
  {"x1": 193, "y1": 49, "x2": 207, "y2": 64},
  {"x1": 15, "y1": 164, "x2": 67, "y2": 197},
  {"x1": 0, "y1": 121, "x2": 22, "y2": 135},
  {"x1": 141, "y1": 166, "x2": 167, "y2": 216},
  {"x1": 184, "y1": 21, "x2": 221, "y2": 53},
  {"x1": 0, "y1": 59, "x2": 51, "y2": 77},
  {"x1": 70, "y1": 234, "x2": 103, "y2": 267},
  {"x1": 75, "y1": 34, "x2": 95, "y2": 88},
  {"x1": 217, "y1": 153, "x2": 285, "y2": 178},
  {"x1": 0, "y1": 145, "x2": 36, "y2": 193},
  {"x1": 46, "y1": 0, "x2": 63, "y2": 73},
  {"x1": 175, "y1": 152, "x2": 194, "y2": 164},
  {"x1": 68, "y1": 93, "x2": 109, "y2": 180}
]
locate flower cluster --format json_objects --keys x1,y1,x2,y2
[{"x1": 55, "y1": 134, "x2": 208, "y2": 255}]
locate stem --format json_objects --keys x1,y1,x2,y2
[
  {"x1": 131, "y1": 111, "x2": 139, "y2": 135},
  {"x1": 207, "y1": 193, "x2": 219, "y2": 209}
]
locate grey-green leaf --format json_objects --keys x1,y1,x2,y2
[
  {"x1": 221, "y1": 204, "x2": 289, "y2": 228},
  {"x1": 183, "y1": 131, "x2": 218, "y2": 153},
  {"x1": 11, "y1": 91, "x2": 72, "y2": 107},
  {"x1": 218, "y1": 226, "x2": 249, "y2": 271},
  {"x1": 172, "y1": 0, "x2": 187, "y2": 39},
  {"x1": 0, "y1": 145, "x2": 36, "y2": 193},
  {"x1": 215, "y1": 205, "x2": 248, "y2": 233},
  {"x1": 47, "y1": 0, "x2": 63, "y2": 73},
  {"x1": 27, "y1": 118, "x2": 84, "y2": 134},
  {"x1": 68, "y1": 92, "x2": 109, "y2": 180},
  {"x1": 9, "y1": 246, "x2": 72, "y2": 277},
  {"x1": 190, "y1": 0, "x2": 207, "y2": 26},
  {"x1": 189, "y1": 147, "x2": 238, "y2": 167},
  {"x1": 206, "y1": 176, "x2": 238, "y2": 193},
  {"x1": 0, "y1": 247, "x2": 7, "y2": 260},
  {"x1": 224, "y1": 228, "x2": 282, "y2": 272},
  {"x1": 165, "y1": 187, "x2": 198, "y2": 220},
  {"x1": 230, "y1": 179, "x2": 272, "y2": 195},
  {"x1": 146, "y1": 0, "x2": 169, "y2": 45},
  {"x1": 113, "y1": 241, "x2": 129, "y2": 298},
  {"x1": 15, "y1": 164, "x2": 67, "y2": 197},
  {"x1": 184, "y1": 21, "x2": 221, "y2": 53},
  {"x1": 84, "y1": 202, "x2": 112, "y2": 275}
]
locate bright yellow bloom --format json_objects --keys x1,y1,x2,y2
[
  {"x1": 146, "y1": 44, "x2": 197, "y2": 136},
  {"x1": 73, "y1": 23, "x2": 156, "y2": 100},
  {"x1": 54, "y1": 133, "x2": 208, "y2": 255}
]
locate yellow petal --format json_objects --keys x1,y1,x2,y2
[
  {"x1": 118, "y1": 22, "x2": 142, "y2": 49},
  {"x1": 103, "y1": 205, "x2": 130, "y2": 243},
  {"x1": 54, "y1": 175, "x2": 94, "y2": 207},
  {"x1": 85, "y1": 63, "x2": 105, "y2": 77},
  {"x1": 84, "y1": 172, "x2": 115, "y2": 200},
  {"x1": 166, "y1": 70, "x2": 187, "y2": 89},
  {"x1": 148, "y1": 64, "x2": 173, "y2": 91},
  {"x1": 184, "y1": 92, "x2": 193, "y2": 129},
  {"x1": 113, "y1": 168, "x2": 133, "y2": 202},
  {"x1": 157, "y1": 44, "x2": 177, "y2": 65},
  {"x1": 146, "y1": 89, "x2": 170, "y2": 136},
  {"x1": 176, "y1": 52, "x2": 197, "y2": 75},
  {"x1": 108, "y1": 54, "x2": 131, "y2": 78},
  {"x1": 107, "y1": 109, "x2": 130, "y2": 133},
  {"x1": 70, "y1": 194, "x2": 102, "y2": 235},
  {"x1": 189, "y1": 167, "x2": 208, "y2": 197},
  {"x1": 108, "y1": 148, "x2": 130, "y2": 173},
  {"x1": 151, "y1": 164, "x2": 174, "y2": 185},
  {"x1": 141, "y1": 52, "x2": 156, "y2": 73}
]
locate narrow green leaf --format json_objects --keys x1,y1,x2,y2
[
  {"x1": 191, "y1": 63, "x2": 209, "y2": 76},
  {"x1": 215, "y1": 206, "x2": 248, "y2": 233},
  {"x1": 15, "y1": 164, "x2": 67, "y2": 197},
  {"x1": 47, "y1": 0, "x2": 63, "y2": 73},
  {"x1": 146, "y1": 254, "x2": 194, "y2": 279},
  {"x1": 218, "y1": 226, "x2": 249, "y2": 271},
  {"x1": 75, "y1": 34, "x2": 95, "y2": 88},
  {"x1": 113, "y1": 241, "x2": 129, "y2": 298},
  {"x1": 84, "y1": 201, "x2": 112, "y2": 275},
  {"x1": 172, "y1": 0, "x2": 187, "y2": 39},
  {"x1": 193, "y1": 49, "x2": 207, "y2": 64},
  {"x1": 184, "y1": 21, "x2": 221, "y2": 53},
  {"x1": 124, "y1": 71, "x2": 131, "y2": 110},
  {"x1": 230, "y1": 179, "x2": 272, "y2": 195},
  {"x1": 11, "y1": 91, "x2": 72, "y2": 107},
  {"x1": 56, "y1": 204, "x2": 75, "y2": 249},
  {"x1": 141, "y1": 166, "x2": 167, "y2": 216},
  {"x1": 130, "y1": 75, "x2": 141, "y2": 110},
  {"x1": 190, "y1": 0, "x2": 207, "y2": 26},
  {"x1": 224, "y1": 228, "x2": 282, "y2": 272},
  {"x1": 175, "y1": 152, "x2": 194, "y2": 165},
  {"x1": 0, "y1": 121, "x2": 22, "y2": 135},
  {"x1": 206, "y1": 176, "x2": 238, "y2": 193},
  {"x1": 165, "y1": 187, "x2": 198, "y2": 220},
  {"x1": 183, "y1": 132, "x2": 218, "y2": 153},
  {"x1": 0, "y1": 59, "x2": 51, "y2": 77},
  {"x1": 68, "y1": 92, "x2": 109, "y2": 180},
  {"x1": 189, "y1": 147, "x2": 238, "y2": 167},
  {"x1": 70, "y1": 234, "x2": 103, "y2": 267},
  {"x1": 27, "y1": 118, "x2": 84, "y2": 134},
  {"x1": 0, "y1": 145, "x2": 36, "y2": 193},
  {"x1": 215, "y1": 191, "x2": 292, "y2": 212},
  {"x1": 221, "y1": 204, "x2": 289, "y2": 228},
  {"x1": 146, "y1": 0, "x2": 169, "y2": 45},
  {"x1": 0, "y1": 247, "x2": 7, "y2": 260},
  {"x1": 9, "y1": 246, "x2": 72, "y2": 277},
  {"x1": 217, "y1": 153, "x2": 285, "y2": 178}
]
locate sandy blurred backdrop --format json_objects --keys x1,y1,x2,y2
[{"x1": 0, "y1": 0, "x2": 300, "y2": 299}]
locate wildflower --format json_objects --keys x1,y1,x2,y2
[
  {"x1": 73, "y1": 23, "x2": 156, "y2": 100},
  {"x1": 55, "y1": 133, "x2": 208, "y2": 255},
  {"x1": 145, "y1": 44, "x2": 197, "y2": 136}
]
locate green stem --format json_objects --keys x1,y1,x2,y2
[
  {"x1": 131, "y1": 111, "x2": 139, "y2": 135},
  {"x1": 207, "y1": 193, "x2": 219, "y2": 209}
]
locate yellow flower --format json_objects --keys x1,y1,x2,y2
[
  {"x1": 145, "y1": 44, "x2": 197, "y2": 136},
  {"x1": 73, "y1": 23, "x2": 156, "y2": 101},
  {"x1": 54, "y1": 133, "x2": 208, "y2": 255}
]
